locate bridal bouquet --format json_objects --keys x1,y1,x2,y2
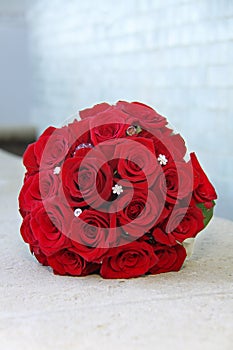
[{"x1": 19, "y1": 101, "x2": 217, "y2": 278}]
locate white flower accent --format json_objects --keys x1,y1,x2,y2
[
  {"x1": 53, "y1": 166, "x2": 61, "y2": 175},
  {"x1": 157, "y1": 154, "x2": 168, "y2": 165},
  {"x1": 112, "y1": 184, "x2": 123, "y2": 196},
  {"x1": 74, "y1": 208, "x2": 82, "y2": 217}
]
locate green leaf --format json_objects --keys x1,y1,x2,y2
[
  {"x1": 136, "y1": 125, "x2": 142, "y2": 134},
  {"x1": 197, "y1": 201, "x2": 215, "y2": 228}
]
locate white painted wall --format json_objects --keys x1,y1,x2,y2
[
  {"x1": 0, "y1": 0, "x2": 31, "y2": 132},
  {"x1": 27, "y1": 0, "x2": 233, "y2": 219}
]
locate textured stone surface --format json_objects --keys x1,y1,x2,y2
[{"x1": 0, "y1": 150, "x2": 232, "y2": 350}]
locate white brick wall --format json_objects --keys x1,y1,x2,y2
[{"x1": 27, "y1": 0, "x2": 233, "y2": 219}]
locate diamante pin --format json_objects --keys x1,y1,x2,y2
[{"x1": 76, "y1": 143, "x2": 93, "y2": 151}]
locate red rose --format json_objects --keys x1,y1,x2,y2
[
  {"x1": 33, "y1": 126, "x2": 56, "y2": 164},
  {"x1": 23, "y1": 143, "x2": 39, "y2": 175},
  {"x1": 79, "y1": 102, "x2": 111, "y2": 119},
  {"x1": 39, "y1": 170, "x2": 60, "y2": 199},
  {"x1": 113, "y1": 189, "x2": 163, "y2": 237},
  {"x1": 39, "y1": 126, "x2": 72, "y2": 170},
  {"x1": 154, "y1": 161, "x2": 194, "y2": 204},
  {"x1": 30, "y1": 245, "x2": 48, "y2": 266},
  {"x1": 18, "y1": 170, "x2": 60, "y2": 213},
  {"x1": 67, "y1": 118, "x2": 92, "y2": 154},
  {"x1": 191, "y1": 152, "x2": 217, "y2": 203},
  {"x1": 113, "y1": 137, "x2": 160, "y2": 188},
  {"x1": 149, "y1": 244, "x2": 186, "y2": 274},
  {"x1": 100, "y1": 241, "x2": 158, "y2": 279},
  {"x1": 90, "y1": 109, "x2": 129, "y2": 145},
  {"x1": 24, "y1": 126, "x2": 72, "y2": 173},
  {"x1": 20, "y1": 214, "x2": 38, "y2": 246},
  {"x1": 19, "y1": 175, "x2": 40, "y2": 213},
  {"x1": 152, "y1": 205, "x2": 204, "y2": 245},
  {"x1": 116, "y1": 101, "x2": 167, "y2": 130},
  {"x1": 30, "y1": 200, "x2": 72, "y2": 256},
  {"x1": 151, "y1": 132, "x2": 187, "y2": 163},
  {"x1": 47, "y1": 248, "x2": 99, "y2": 276},
  {"x1": 23, "y1": 126, "x2": 58, "y2": 174},
  {"x1": 70, "y1": 209, "x2": 113, "y2": 262},
  {"x1": 62, "y1": 148, "x2": 113, "y2": 208}
]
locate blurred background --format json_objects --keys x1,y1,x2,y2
[{"x1": 0, "y1": 0, "x2": 232, "y2": 219}]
